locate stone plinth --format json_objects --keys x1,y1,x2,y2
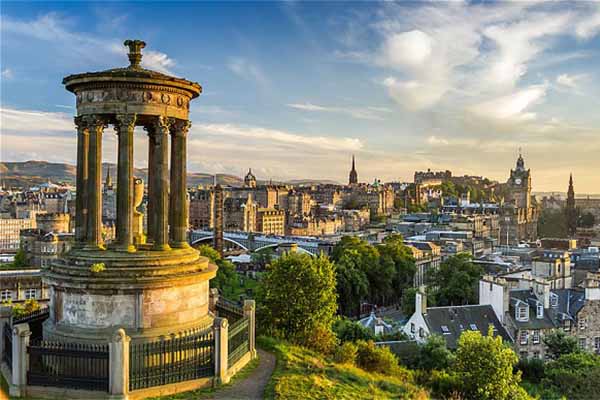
[{"x1": 43, "y1": 247, "x2": 216, "y2": 343}]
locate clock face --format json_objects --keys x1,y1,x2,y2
[{"x1": 515, "y1": 178, "x2": 522, "y2": 185}]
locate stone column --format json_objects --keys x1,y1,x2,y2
[
  {"x1": 84, "y1": 116, "x2": 105, "y2": 250},
  {"x1": 152, "y1": 117, "x2": 171, "y2": 251},
  {"x1": 169, "y1": 120, "x2": 191, "y2": 248},
  {"x1": 213, "y1": 317, "x2": 229, "y2": 384},
  {"x1": 146, "y1": 130, "x2": 156, "y2": 243},
  {"x1": 114, "y1": 114, "x2": 137, "y2": 252},
  {"x1": 243, "y1": 300, "x2": 257, "y2": 359},
  {"x1": 10, "y1": 323, "x2": 31, "y2": 397},
  {"x1": 109, "y1": 328, "x2": 130, "y2": 398},
  {"x1": 74, "y1": 117, "x2": 89, "y2": 246}
]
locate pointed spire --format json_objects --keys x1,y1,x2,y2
[{"x1": 352, "y1": 154, "x2": 355, "y2": 171}]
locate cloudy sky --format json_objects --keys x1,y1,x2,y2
[{"x1": 2, "y1": 1, "x2": 600, "y2": 192}]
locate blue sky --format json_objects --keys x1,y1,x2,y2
[{"x1": 2, "y1": 1, "x2": 600, "y2": 192}]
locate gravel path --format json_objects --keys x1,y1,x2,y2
[{"x1": 212, "y1": 349, "x2": 276, "y2": 400}]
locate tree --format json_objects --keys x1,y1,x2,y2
[
  {"x1": 418, "y1": 334, "x2": 454, "y2": 371},
  {"x1": 378, "y1": 234, "x2": 416, "y2": 305},
  {"x1": 441, "y1": 181, "x2": 458, "y2": 198},
  {"x1": 453, "y1": 328, "x2": 531, "y2": 400},
  {"x1": 12, "y1": 248, "x2": 28, "y2": 269},
  {"x1": 251, "y1": 248, "x2": 274, "y2": 270},
  {"x1": 428, "y1": 253, "x2": 483, "y2": 306},
  {"x1": 333, "y1": 318, "x2": 374, "y2": 343},
  {"x1": 257, "y1": 252, "x2": 338, "y2": 353},
  {"x1": 335, "y1": 251, "x2": 369, "y2": 316},
  {"x1": 543, "y1": 352, "x2": 600, "y2": 400},
  {"x1": 197, "y1": 245, "x2": 240, "y2": 299},
  {"x1": 401, "y1": 287, "x2": 417, "y2": 317},
  {"x1": 579, "y1": 211, "x2": 595, "y2": 228},
  {"x1": 543, "y1": 330, "x2": 579, "y2": 360}
]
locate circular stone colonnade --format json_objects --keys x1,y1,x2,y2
[{"x1": 44, "y1": 40, "x2": 217, "y2": 343}]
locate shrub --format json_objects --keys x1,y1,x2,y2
[
  {"x1": 334, "y1": 341, "x2": 358, "y2": 364},
  {"x1": 543, "y1": 351, "x2": 600, "y2": 400},
  {"x1": 517, "y1": 358, "x2": 545, "y2": 384},
  {"x1": 90, "y1": 262, "x2": 105, "y2": 273},
  {"x1": 355, "y1": 340, "x2": 401, "y2": 374},
  {"x1": 333, "y1": 318, "x2": 374, "y2": 343},
  {"x1": 12, "y1": 298, "x2": 41, "y2": 319}
]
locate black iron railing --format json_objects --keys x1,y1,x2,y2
[
  {"x1": 14, "y1": 307, "x2": 49, "y2": 341},
  {"x1": 27, "y1": 340, "x2": 109, "y2": 392},
  {"x1": 3, "y1": 322, "x2": 12, "y2": 367},
  {"x1": 215, "y1": 298, "x2": 244, "y2": 323},
  {"x1": 228, "y1": 316, "x2": 249, "y2": 366},
  {"x1": 13, "y1": 307, "x2": 49, "y2": 325},
  {"x1": 129, "y1": 327, "x2": 214, "y2": 391}
]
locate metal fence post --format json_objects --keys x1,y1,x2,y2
[
  {"x1": 0, "y1": 306, "x2": 11, "y2": 361},
  {"x1": 243, "y1": 300, "x2": 256, "y2": 359},
  {"x1": 213, "y1": 317, "x2": 229, "y2": 384},
  {"x1": 109, "y1": 328, "x2": 130, "y2": 398},
  {"x1": 10, "y1": 323, "x2": 30, "y2": 397}
]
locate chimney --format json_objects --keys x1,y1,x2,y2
[{"x1": 415, "y1": 286, "x2": 427, "y2": 315}]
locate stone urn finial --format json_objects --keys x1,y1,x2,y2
[{"x1": 124, "y1": 39, "x2": 146, "y2": 69}]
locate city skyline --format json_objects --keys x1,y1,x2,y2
[{"x1": 2, "y1": 2, "x2": 600, "y2": 191}]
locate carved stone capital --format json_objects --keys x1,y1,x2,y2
[
  {"x1": 171, "y1": 119, "x2": 191, "y2": 138},
  {"x1": 80, "y1": 115, "x2": 107, "y2": 134},
  {"x1": 114, "y1": 113, "x2": 137, "y2": 135}
]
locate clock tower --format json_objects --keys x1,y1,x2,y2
[{"x1": 507, "y1": 152, "x2": 532, "y2": 209}]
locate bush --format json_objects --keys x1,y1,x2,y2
[
  {"x1": 355, "y1": 340, "x2": 401, "y2": 374},
  {"x1": 334, "y1": 341, "x2": 358, "y2": 364},
  {"x1": 418, "y1": 334, "x2": 454, "y2": 371},
  {"x1": 517, "y1": 358, "x2": 545, "y2": 384},
  {"x1": 543, "y1": 351, "x2": 600, "y2": 400},
  {"x1": 333, "y1": 318, "x2": 374, "y2": 343},
  {"x1": 12, "y1": 299, "x2": 40, "y2": 319}
]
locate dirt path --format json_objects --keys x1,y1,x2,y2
[{"x1": 212, "y1": 349, "x2": 276, "y2": 400}]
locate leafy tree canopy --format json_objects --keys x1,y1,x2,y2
[{"x1": 428, "y1": 253, "x2": 483, "y2": 306}]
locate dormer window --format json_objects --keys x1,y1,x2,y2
[
  {"x1": 516, "y1": 304, "x2": 529, "y2": 322},
  {"x1": 441, "y1": 325, "x2": 450, "y2": 334},
  {"x1": 550, "y1": 293, "x2": 558, "y2": 308},
  {"x1": 536, "y1": 303, "x2": 544, "y2": 319}
]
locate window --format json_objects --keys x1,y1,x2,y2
[
  {"x1": 533, "y1": 351, "x2": 540, "y2": 359},
  {"x1": 536, "y1": 303, "x2": 544, "y2": 319},
  {"x1": 516, "y1": 304, "x2": 528, "y2": 321},
  {"x1": 419, "y1": 327, "x2": 424, "y2": 338},
  {"x1": 595, "y1": 337, "x2": 600, "y2": 354},
  {"x1": 563, "y1": 320, "x2": 571, "y2": 332},
  {"x1": 579, "y1": 319, "x2": 586, "y2": 330},
  {"x1": 550, "y1": 293, "x2": 558, "y2": 307},
  {"x1": 532, "y1": 330, "x2": 540, "y2": 344},
  {"x1": 579, "y1": 338, "x2": 587, "y2": 349},
  {"x1": 0, "y1": 290, "x2": 11, "y2": 301},
  {"x1": 520, "y1": 330, "x2": 529, "y2": 345},
  {"x1": 24, "y1": 288, "x2": 36, "y2": 300},
  {"x1": 441, "y1": 325, "x2": 450, "y2": 334},
  {"x1": 410, "y1": 323, "x2": 415, "y2": 333},
  {"x1": 470, "y1": 324, "x2": 478, "y2": 331}
]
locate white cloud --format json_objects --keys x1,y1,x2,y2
[
  {"x1": 193, "y1": 123, "x2": 363, "y2": 152},
  {"x1": 1, "y1": 68, "x2": 14, "y2": 79},
  {"x1": 426, "y1": 136, "x2": 449, "y2": 146},
  {"x1": 382, "y1": 77, "x2": 447, "y2": 111},
  {"x1": 1, "y1": 107, "x2": 74, "y2": 133},
  {"x1": 379, "y1": 30, "x2": 433, "y2": 69},
  {"x1": 227, "y1": 57, "x2": 267, "y2": 86},
  {"x1": 575, "y1": 8, "x2": 600, "y2": 39},
  {"x1": 2, "y1": 13, "x2": 176, "y2": 74},
  {"x1": 468, "y1": 84, "x2": 547, "y2": 121},
  {"x1": 286, "y1": 102, "x2": 392, "y2": 120},
  {"x1": 556, "y1": 73, "x2": 586, "y2": 90}
]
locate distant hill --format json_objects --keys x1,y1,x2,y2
[
  {"x1": 285, "y1": 179, "x2": 341, "y2": 186},
  {"x1": 0, "y1": 161, "x2": 243, "y2": 188}
]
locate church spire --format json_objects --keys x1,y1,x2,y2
[
  {"x1": 566, "y1": 173, "x2": 577, "y2": 237},
  {"x1": 349, "y1": 154, "x2": 358, "y2": 185}
]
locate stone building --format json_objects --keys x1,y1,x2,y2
[
  {"x1": 287, "y1": 214, "x2": 343, "y2": 236},
  {"x1": 499, "y1": 153, "x2": 539, "y2": 244},
  {"x1": 35, "y1": 212, "x2": 70, "y2": 234},
  {"x1": 223, "y1": 196, "x2": 257, "y2": 232},
  {"x1": 20, "y1": 230, "x2": 74, "y2": 268},
  {"x1": 256, "y1": 208, "x2": 285, "y2": 235},
  {"x1": 0, "y1": 269, "x2": 49, "y2": 304},
  {"x1": 189, "y1": 188, "x2": 215, "y2": 229},
  {"x1": 0, "y1": 216, "x2": 36, "y2": 253},
  {"x1": 405, "y1": 241, "x2": 442, "y2": 287},
  {"x1": 244, "y1": 168, "x2": 257, "y2": 188}
]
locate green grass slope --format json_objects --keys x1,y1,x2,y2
[{"x1": 259, "y1": 337, "x2": 429, "y2": 400}]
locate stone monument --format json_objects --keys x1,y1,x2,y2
[{"x1": 44, "y1": 39, "x2": 217, "y2": 343}]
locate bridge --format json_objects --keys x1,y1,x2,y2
[{"x1": 189, "y1": 230, "x2": 335, "y2": 256}]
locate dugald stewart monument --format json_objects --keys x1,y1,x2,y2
[{"x1": 46, "y1": 39, "x2": 217, "y2": 343}]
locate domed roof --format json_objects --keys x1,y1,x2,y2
[{"x1": 63, "y1": 39, "x2": 201, "y2": 98}]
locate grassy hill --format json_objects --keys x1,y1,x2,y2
[
  {"x1": 258, "y1": 337, "x2": 429, "y2": 400},
  {"x1": 0, "y1": 161, "x2": 243, "y2": 188}
]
